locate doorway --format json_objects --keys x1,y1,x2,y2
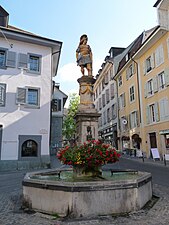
[{"x1": 149, "y1": 132, "x2": 157, "y2": 158}]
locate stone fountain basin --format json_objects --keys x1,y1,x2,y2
[{"x1": 22, "y1": 168, "x2": 152, "y2": 218}]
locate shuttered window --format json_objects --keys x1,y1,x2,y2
[
  {"x1": 16, "y1": 87, "x2": 40, "y2": 107},
  {"x1": 6, "y1": 51, "x2": 16, "y2": 67},
  {"x1": 0, "y1": 83, "x2": 6, "y2": 106},
  {"x1": 18, "y1": 53, "x2": 28, "y2": 69},
  {"x1": 52, "y1": 99, "x2": 62, "y2": 112},
  {"x1": 155, "y1": 44, "x2": 164, "y2": 67},
  {"x1": 159, "y1": 98, "x2": 169, "y2": 121}
]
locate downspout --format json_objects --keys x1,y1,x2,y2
[{"x1": 131, "y1": 58, "x2": 142, "y2": 123}]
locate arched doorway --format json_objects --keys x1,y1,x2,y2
[{"x1": 21, "y1": 140, "x2": 38, "y2": 157}]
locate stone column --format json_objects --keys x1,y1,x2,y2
[{"x1": 75, "y1": 76, "x2": 101, "y2": 145}]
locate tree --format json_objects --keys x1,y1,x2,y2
[{"x1": 62, "y1": 93, "x2": 79, "y2": 141}]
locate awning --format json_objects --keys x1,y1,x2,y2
[{"x1": 159, "y1": 129, "x2": 169, "y2": 135}]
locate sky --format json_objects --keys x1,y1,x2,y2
[{"x1": 1, "y1": 0, "x2": 158, "y2": 106}]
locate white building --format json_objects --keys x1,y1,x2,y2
[{"x1": 0, "y1": 6, "x2": 62, "y2": 170}]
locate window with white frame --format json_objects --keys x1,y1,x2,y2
[
  {"x1": 126, "y1": 62, "x2": 135, "y2": 80},
  {"x1": 158, "y1": 71, "x2": 165, "y2": 90},
  {"x1": 16, "y1": 87, "x2": 40, "y2": 107},
  {"x1": 0, "y1": 83, "x2": 6, "y2": 106},
  {"x1": 130, "y1": 111, "x2": 138, "y2": 129},
  {"x1": 155, "y1": 44, "x2": 164, "y2": 67},
  {"x1": 118, "y1": 75, "x2": 122, "y2": 87},
  {"x1": 146, "y1": 102, "x2": 159, "y2": 124},
  {"x1": 147, "y1": 79, "x2": 153, "y2": 95},
  {"x1": 144, "y1": 54, "x2": 154, "y2": 74},
  {"x1": 129, "y1": 86, "x2": 135, "y2": 102}
]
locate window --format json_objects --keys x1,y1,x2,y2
[
  {"x1": 112, "y1": 103, "x2": 117, "y2": 119},
  {"x1": 104, "y1": 73, "x2": 108, "y2": 84},
  {"x1": 28, "y1": 54, "x2": 41, "y2": 73},
  {"x1": 18, "y1": 53, "x2": 41, "y2": 74},
  {"x1": 102, "y1": 94, "x2": 105, "y2": 107},
  {"x1": 144, "y1": 54, "x2": 154, "y2": 74},
  {"x1": 107, "y1": 108, "x2": 110, "y2": 123},
  {"x1": 118, "y1": 75, "x2": 122, "y2": 87},
  {"x1": 126, "y1": 62, "x2": 135, "y2": 80},
  {"x1": 158, "y1": 71, "x2": 165, "y2": 90},
  {"x1": 147, "y1": 103, "x2": 159, "y2": 124},
  {"x1": 150, "y1": 104, "x2": 156, "y2": 123},
  {"x1": 110, "y1": 83, "x2": 115, "y2": 99},
  {"x1": 105, "y1": 89, "x2": 109, "y2": 103},
  {"x1": 21, "y1": 140, "x2": 38, "y2": 157},
  {"x1": 52, "y1": 99, "x2": 61, "y2": 112},
  {"x1": 0, "y1": 49, "x2": 6, "y2": 68},
  {"x1": 129, "y1": 86, "x2": 135, "y2": 102},
  {"x1": 0, "y1": 83, "x2": 6, "y2": 106},
  {"x1": 130, "y1": 111, "x2": 138, "y2": 129},
  {"x1": 16, "y1": 87, "x2": 40, "y2": 107},
  {"x1": 147, "y1": 79, "x2": 153, "y2": 95}
]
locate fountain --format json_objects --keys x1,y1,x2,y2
[{"x1": 22, "y1": 34, "x2": 152, "y2": 218}]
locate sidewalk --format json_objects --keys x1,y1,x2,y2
[{"x1": 122, "y1": 153, "x2": 169, "y2": 167}]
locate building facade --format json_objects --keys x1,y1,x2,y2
[
  {"x1": 0, "y1": 6, "x2": 62, "y2": 170},
  {"x1": 94, "y1": 0, "x2": 169, "y2": 159},
  {"x1": 50, "y1": 83, "x2": 67, "y2": 155}
]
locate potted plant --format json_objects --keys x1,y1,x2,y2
[{"x1": 57, "y1": 140, "x2": 120, "y2": 178}]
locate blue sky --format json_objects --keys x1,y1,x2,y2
[{"x1": 1, "y1": 0, "x2": 158, "y2": 102}]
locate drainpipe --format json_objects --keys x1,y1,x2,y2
[{"x1": 131, "y1": 58, "x2": 141, "y2": 123}]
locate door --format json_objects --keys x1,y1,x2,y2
[{"x1": 149, "y1": 132, "x2": 157, "y2": 158}]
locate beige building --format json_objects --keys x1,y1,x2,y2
[{"x1": 95, "y1": 0, "x2": 169, "y2": 159}]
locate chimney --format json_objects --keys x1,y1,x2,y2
[{"x1": 0, "y1": 6, "x2": 9, "y2": 27}]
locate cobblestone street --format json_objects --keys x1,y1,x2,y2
[{"x1": 1, "y1": 158, "x2": 169, "y2": 225}]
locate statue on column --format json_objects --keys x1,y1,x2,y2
[{"x1": 76, "y1": 34, "x2": 93, "y2": 76}]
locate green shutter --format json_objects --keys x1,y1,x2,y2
[
  {"x1": 6, "y1": 51, "x2": 16, "y2": 67},
  {"x1": 153, "y1": 76, "x2": 158, "y2": 93},
  {"x1": 164, "y1": 68, "x2": 169, "y2": 86},
  {"x1": 18, "y1": 53, "x2": 28, "y2": 69},
  {"x1": 155, "y1": 102, "x2": 160, "y2": 122}
]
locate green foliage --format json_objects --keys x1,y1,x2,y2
[{"x1": 62, "y1": 93, "x2": 79, "y2": 140}]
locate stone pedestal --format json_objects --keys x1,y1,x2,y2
[{"x1": 75, "y1": 76, "x2": 101, "y2": 145}]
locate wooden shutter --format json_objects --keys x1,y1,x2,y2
[
  {"x1": 122, "y1": 93, "x2": 126, "y2": 107},
  {"x1": 18, "y1": 53, "x2": 28, "y2": 68},
  {"x1": 110, "y1": 83, "x2": 115, "y2": 99},
  {"x1": 0, "y1": 83, "x2": 6, "y2": 106},
  {"x1": 126, "y1": 68, "x2": 129, "y2": 80},
  {"x1": 153, "y1": 76, "x2": 158, "y2": 93},
  {"x1": 159, "y1": 98, "x2": 165, "y2": 121},
  {"x1": 136, "y1": 110, "x2": 140, "y2": 127},
  {"x1": 155, "y1": 102, "x2": 160, "y2": 122},
  {"x1": 132, "y1": 62, "x2": 135, "y2": 74},
  {"x1": 16, "y1": 87, "x2": 26, "y2": 104},
  {"x1": 150, "y1": 54, "x2": 155, "y2": 68},
  {"x1": 143, "y1": 61, "x2": 146, "y2": 75},
  {"x1": 144, "y1": 83, "x2": 148, "y2": 98},
  {"x1": 6, "y1": 51, "x2": 16, "y2": 67},
  {"x1": 146, "y1": 106, "x2": 150, "y2": 124},
  {"x1": 164, "y1": 68, "x2": 169, "y2": 86}
]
